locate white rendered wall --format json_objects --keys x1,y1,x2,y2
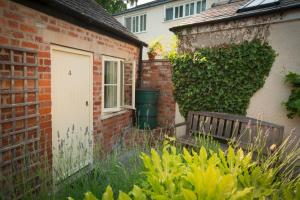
[{"x1": 115, "y1": 0, "x2": 216, "y2": 58}]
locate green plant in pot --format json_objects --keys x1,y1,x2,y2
[{"x1": 147, "y1": 38, "x2": 163, "y2": 61}]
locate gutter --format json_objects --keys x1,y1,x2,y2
[
  {"x1": 170, "y1": 3, "x2": 300, "y2": 32},
  {"x1": 113, "y1": 0, "x2": 174, "y2": 16}
]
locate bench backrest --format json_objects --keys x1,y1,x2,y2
[{"x1": 186, "y1": 111, "x2": 284, "y2": 150}]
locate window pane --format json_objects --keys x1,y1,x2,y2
[
  {"x1": 143, "y1": 14, "x2": 146, "y2": 31},
  {"x1": 104, "y1": 61, "x2": 117, "y2": 84},
  {"x1": 190, "y1": 3, "x2": 194, "y2": 15},
  {"x1": 135, "y1": 16, "x2": 139, "y2": 32},
  {"x1": 166, "y1": 7, "x2": 173, "y2": 20},
  {"x1": 140, "y1": 15, "x2": 143, "y2": 31},
  {"x1": 175, "y1": 6, "x2": 179, "y2": 18},
  {"x1": 185, "y1": 4, "x2": 190, "y2": 16},
  {"x1": 179, "y1": 5, "x2": 183, "y2": 17},
  {"x1": 125, "y1": 17, "x2": 131, "y2": 31},
  {"x1": 197, "y1": 1, "x2": 201, "y2": 13},
  {"x1": 202, "y1": 0, "x2": 206, "y2": 11},
  {"x1": 133, "y1": 17, "x2": 136, "y2": 32},
  {"x1": 104, "y1": 85, "x2": 117, "y2": 108}
]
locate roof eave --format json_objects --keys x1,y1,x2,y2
[
  {"x1": 13, "y1": 0, "x2": 147, "y2": 47},
  {"x1": 170, "y1": 3, "x2": 300, "y2": 32},
  {"x1": 113, "y1": 0, "x2": 174, "y2": 16},
  {"x1": 50, "y1": 1, "x2": 148, "y2": 47}
]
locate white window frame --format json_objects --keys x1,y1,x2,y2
[
  {"x1": 124, "y1": 13, "x2": 147, "y2": 34},
  {"x1": 102, "y1": 56, "x2": 135, "y2": 113},
  {"x1": 122, "y1": 61, "x2": 136, "y2": 110},
  {"x1": 164, "y1": 0, "x2": 206, "y2": 22}
]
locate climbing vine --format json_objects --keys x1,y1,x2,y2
[
  {"x1": 169, "y1": 40, "x2": 276, "y2": 118},
  {"x1": 284, "y1": 72, "x2": 300, "y2": 118}
]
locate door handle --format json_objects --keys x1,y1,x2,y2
[{"x1": 85, "y1": 101, "x2": 89, "y2": 106}]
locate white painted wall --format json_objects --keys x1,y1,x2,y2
[
  {"x1": 246, "y1": 13, "x2": 300, "y2": 138},
  {"x1": 175, "y1": 10, "x2": 300, "y2": 138},
  {"x1": 115, "y1": 0, "x2": 216, "y2": 58}
]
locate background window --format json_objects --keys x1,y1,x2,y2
[
  {"x1": 125, "y1": 17, "x2": 131, "y2": 31},
  {"x1": 140, "y1": 14, "x2": 146, "y2": 32},
  {"x1": 202, "y1": 0, "x2": 206, "y2": 11},
  {"x1": 179, "y1": 5, "x2": 183, "y2": 17},
  {"x1": 134, "y1": 16, "x2": 139, "y2": 33},
  {"x1": 132, "y1": 17, "x2": 136, "y2": 32},
  {"x1": 166, "y1": 7, "x2": 173, "y2": 21},
  {"x1": 175, "y1": 6, "x2": 179, "y2": 18},
  {"x1": 175, "y1": 5, "x2": 183, "y2": 18},
  {"x1": 197, "y1": 0, "x2": 206, "y2": 14},
  {"x1": 185, "y1": 3, "x2": 195, "y2": 16},
  {"x1": 190, "y1": 3, "x2": 195, "y2": 15},
  {"x1": 197, "y1": 1, "x2": 201, "y2": 13},
  {"x1": 185, "y1": 4, "x2": 190, "y2": 16}
]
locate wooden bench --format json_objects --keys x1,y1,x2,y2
[{"x1": 175, "y1": 111, "x2": 284, "y2": 153}]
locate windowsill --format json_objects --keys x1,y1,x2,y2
[
  {"x1": 101, "y1": 109, "x2": 129, "y2": 120},
  {"x1": 163, "y1": 11, "x2": 206, "y2": 23},
  {"x1": 132, "y1": 31, "x2": 147, "y2": 34}
]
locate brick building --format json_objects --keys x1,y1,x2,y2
[{"x1": 0, "y1": 0, "x2": 146, "y2": 193}]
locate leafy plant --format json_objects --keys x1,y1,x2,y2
[
  {"x1": 70, "y1": 139, "x2": 300, "y2": 200},
  {"x1": 284, "y1": 72, "x2": 300, "y2": 118},
  {"x1": 147, "y1": 38, "x2": 164, "y2": 59},
  {"x1": 194, "y1": 133, "x2": 220, "y2": 153},
  {"x1": 95, "y1": 0, "x2": 138, "y2": 14},
  {"x1": 169, "y1": 40, "x2": 276, "y2": 118}
]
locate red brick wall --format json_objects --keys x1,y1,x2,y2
[
  {"x1": 0, "y1": 0, "x2": 139, "y2": 178},
  {"x1": 141, "y1": 60, "x2": 176, "y2": 127}
]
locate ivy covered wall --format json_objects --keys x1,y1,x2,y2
[
  {"x1": 170, "y1": 40, "x2": 276, "y2": 118},
  {"x1": 171, "y1": 10, "x2": 300, "y2": 135}
]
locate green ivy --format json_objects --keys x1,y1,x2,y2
[
  {"x1": 169, "y1": 40, "x2": 276, "y2": 118},
  {"x1": 284, "y1": 72, "x2": 300, "y2": 118}
]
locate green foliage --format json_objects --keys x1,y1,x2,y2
[
  {"x1": 95, "y1": 0, "x2": 138, "y2": 14},
  {"x1": 71, "y1": 140, "x2": 300, "y2": 200},
  {"x1": 284, "y1": 72, "x2": 300, "y2": 118},
  {"x1": 169, "y1": 40, "x2": 276, "y2": 118},
  {"x1": 148, "y1": 37, "x2": 164, "y2": 57},
  {"x1": 194, "y1": 134, "x2": 220, "y2": 153}
]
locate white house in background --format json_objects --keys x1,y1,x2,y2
[{"x1": 114, "y1": 0, "x2": 220, "y2": 58}]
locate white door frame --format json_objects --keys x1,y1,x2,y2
[{"x1": 50, "y1": 44, "x2": 94, "y2": 179}]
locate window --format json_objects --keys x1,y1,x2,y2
[
  {"x1": 165, "y1": 1, "x2": 204, "y2": 21},
  {"x1": 190, "y1": 3, "x2": 195, "y2": 15},
  {"x1": 124, "y1": 14, "x2": 147, "y2": 33},
  {"x1": 134, "y1": 16, "x2": 139, "y2": 32},
  {"x1": 175, "y1": 5, "x2": 183, "y2": 18},
  {"x1": 140, "y1": 14, "x2": 146, "y2": 32},
  {"x1": 202, "y1": 0, "x2": 206, "y2": 11},
  {"x1": 197, "y1": 0, "x2": 206, "y2": 14},
  {"x1": 185, "y1": 2, "x2": 195, "y2": 16},
  {"x1": 125, "y1": 17, "x2": 131, "y2": 31},
  {"x1": 102, "y1": 56, "x2": 135, "y2": 113},
  {"x1": 165, "y1": 7, "x2": 173, "y2": 21}
]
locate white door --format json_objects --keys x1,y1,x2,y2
[{"x1": 51, "y1": 45, "x2": 93, "y2": 183}]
